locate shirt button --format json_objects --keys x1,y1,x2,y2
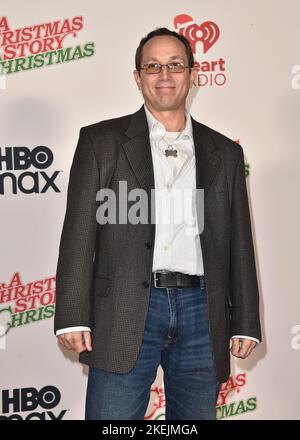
[
  {"x1": 145, "y1": 241, "x2": 153, "y2": 249},
  {"x1": 142, "y1": 281, "x2": 149, "y2": 288}
]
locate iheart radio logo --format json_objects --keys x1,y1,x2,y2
[
  {"x1": 174, "y1": 14, "x2": 220, "y2": 54},
  {"x1": 174, "y1": 13, "x2": 226, "y2": 88}
]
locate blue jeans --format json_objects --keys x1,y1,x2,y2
[{"x1": 85, "y1": 282, "x2": 220, "y2": 420}]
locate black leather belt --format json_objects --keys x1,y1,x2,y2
[{"x1": 151, "y1": 271, "x2": 205, "y2": 289}]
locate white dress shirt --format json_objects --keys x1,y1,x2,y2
[
  {"x1": 56, "y1": 104, "x2": 260, "y2": 346},
  {"x1": 147, "y1": 104, "x2": 204, "y2": 275}
]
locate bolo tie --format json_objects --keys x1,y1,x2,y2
[{"x1": 161, "y1": 136, "x2": 178, "y2": 158}]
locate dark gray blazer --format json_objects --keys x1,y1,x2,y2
[{"x1": 54, "y1": 104, "x2": 261, "y2": 383}]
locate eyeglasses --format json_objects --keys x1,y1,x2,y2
[{"x1": 140, "y1": 62, "x2": 190, "y2": 74}]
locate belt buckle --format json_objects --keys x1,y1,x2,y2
[{"x1": 153, "y1": 272, "x2": 164, "y2": 288}]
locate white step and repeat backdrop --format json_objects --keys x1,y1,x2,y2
[{"x1": 1, "y1": 0, "x2": 300, "y2": 420}]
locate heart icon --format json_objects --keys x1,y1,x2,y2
[{"x1": 174, "y1": 14, "x2": 220, "y2": 54}]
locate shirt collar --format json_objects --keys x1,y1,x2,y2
[{"x1": 144, "y1": 103, "x2": 193, "y2": 142}]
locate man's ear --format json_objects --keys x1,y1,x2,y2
[
  {"x1": 133, "y1": 69, "x2": 141, "y2": 89},
  {"x1": 189, "y1": 67, "x2": 197, "y2": 87}
]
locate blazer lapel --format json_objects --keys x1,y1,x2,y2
[
  {"x1": 191, "y1": 117, "x2": 221, "y2": 198},
  {"x1": 122, "y1": 105, "x2": 221, "y2": 200},
  {"x1": 122, "y1": 105, "x2": 155, "y2": 194}
]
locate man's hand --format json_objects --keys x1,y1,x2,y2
[
  {"x1": 231, "y1": 337, "x2": 256, "y2": 359},
  {"x1": 57, "y1": 331, "x2": 92, "y2": 353}
]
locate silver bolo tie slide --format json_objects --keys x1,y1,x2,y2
[{"x1": 162, "y1": 138, "x2": 178, "y2": 158}]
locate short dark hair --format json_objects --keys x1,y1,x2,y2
[{"x1": 135, "y1": 27, "x2": 194, "y2": 73}]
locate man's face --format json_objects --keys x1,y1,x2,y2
[{"x1": 134, "y1": 35, "x2": 197, "y2": 112}]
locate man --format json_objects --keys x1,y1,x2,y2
[{"x1": 54, "y1": 27, "x2": 261, "y2": 420}]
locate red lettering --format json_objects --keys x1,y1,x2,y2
[{"x1": 0, "y1": 16, "x2": 10, "y2": 33}]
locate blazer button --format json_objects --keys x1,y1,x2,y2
[
  {"x1": 142, "y1": 281, "x2": 149, "y2": 288},
  {"x1": 145, "y1": 241, "x2": 153, "y2": 249}
]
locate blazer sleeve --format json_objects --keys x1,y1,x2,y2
[
  {"x1": 54, "y1": 127, "x2": 99, "y2": 334},
  {"x1": 229, "y1": 146, "x2": 262, "y2": 342}
]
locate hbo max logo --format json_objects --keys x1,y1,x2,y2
[
  {"x1": 0, "y1": 386, "x2": 68, "y2": 420},
  {"x1": 0, "y1": 146, "x2": 61, "y2": 195}
]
